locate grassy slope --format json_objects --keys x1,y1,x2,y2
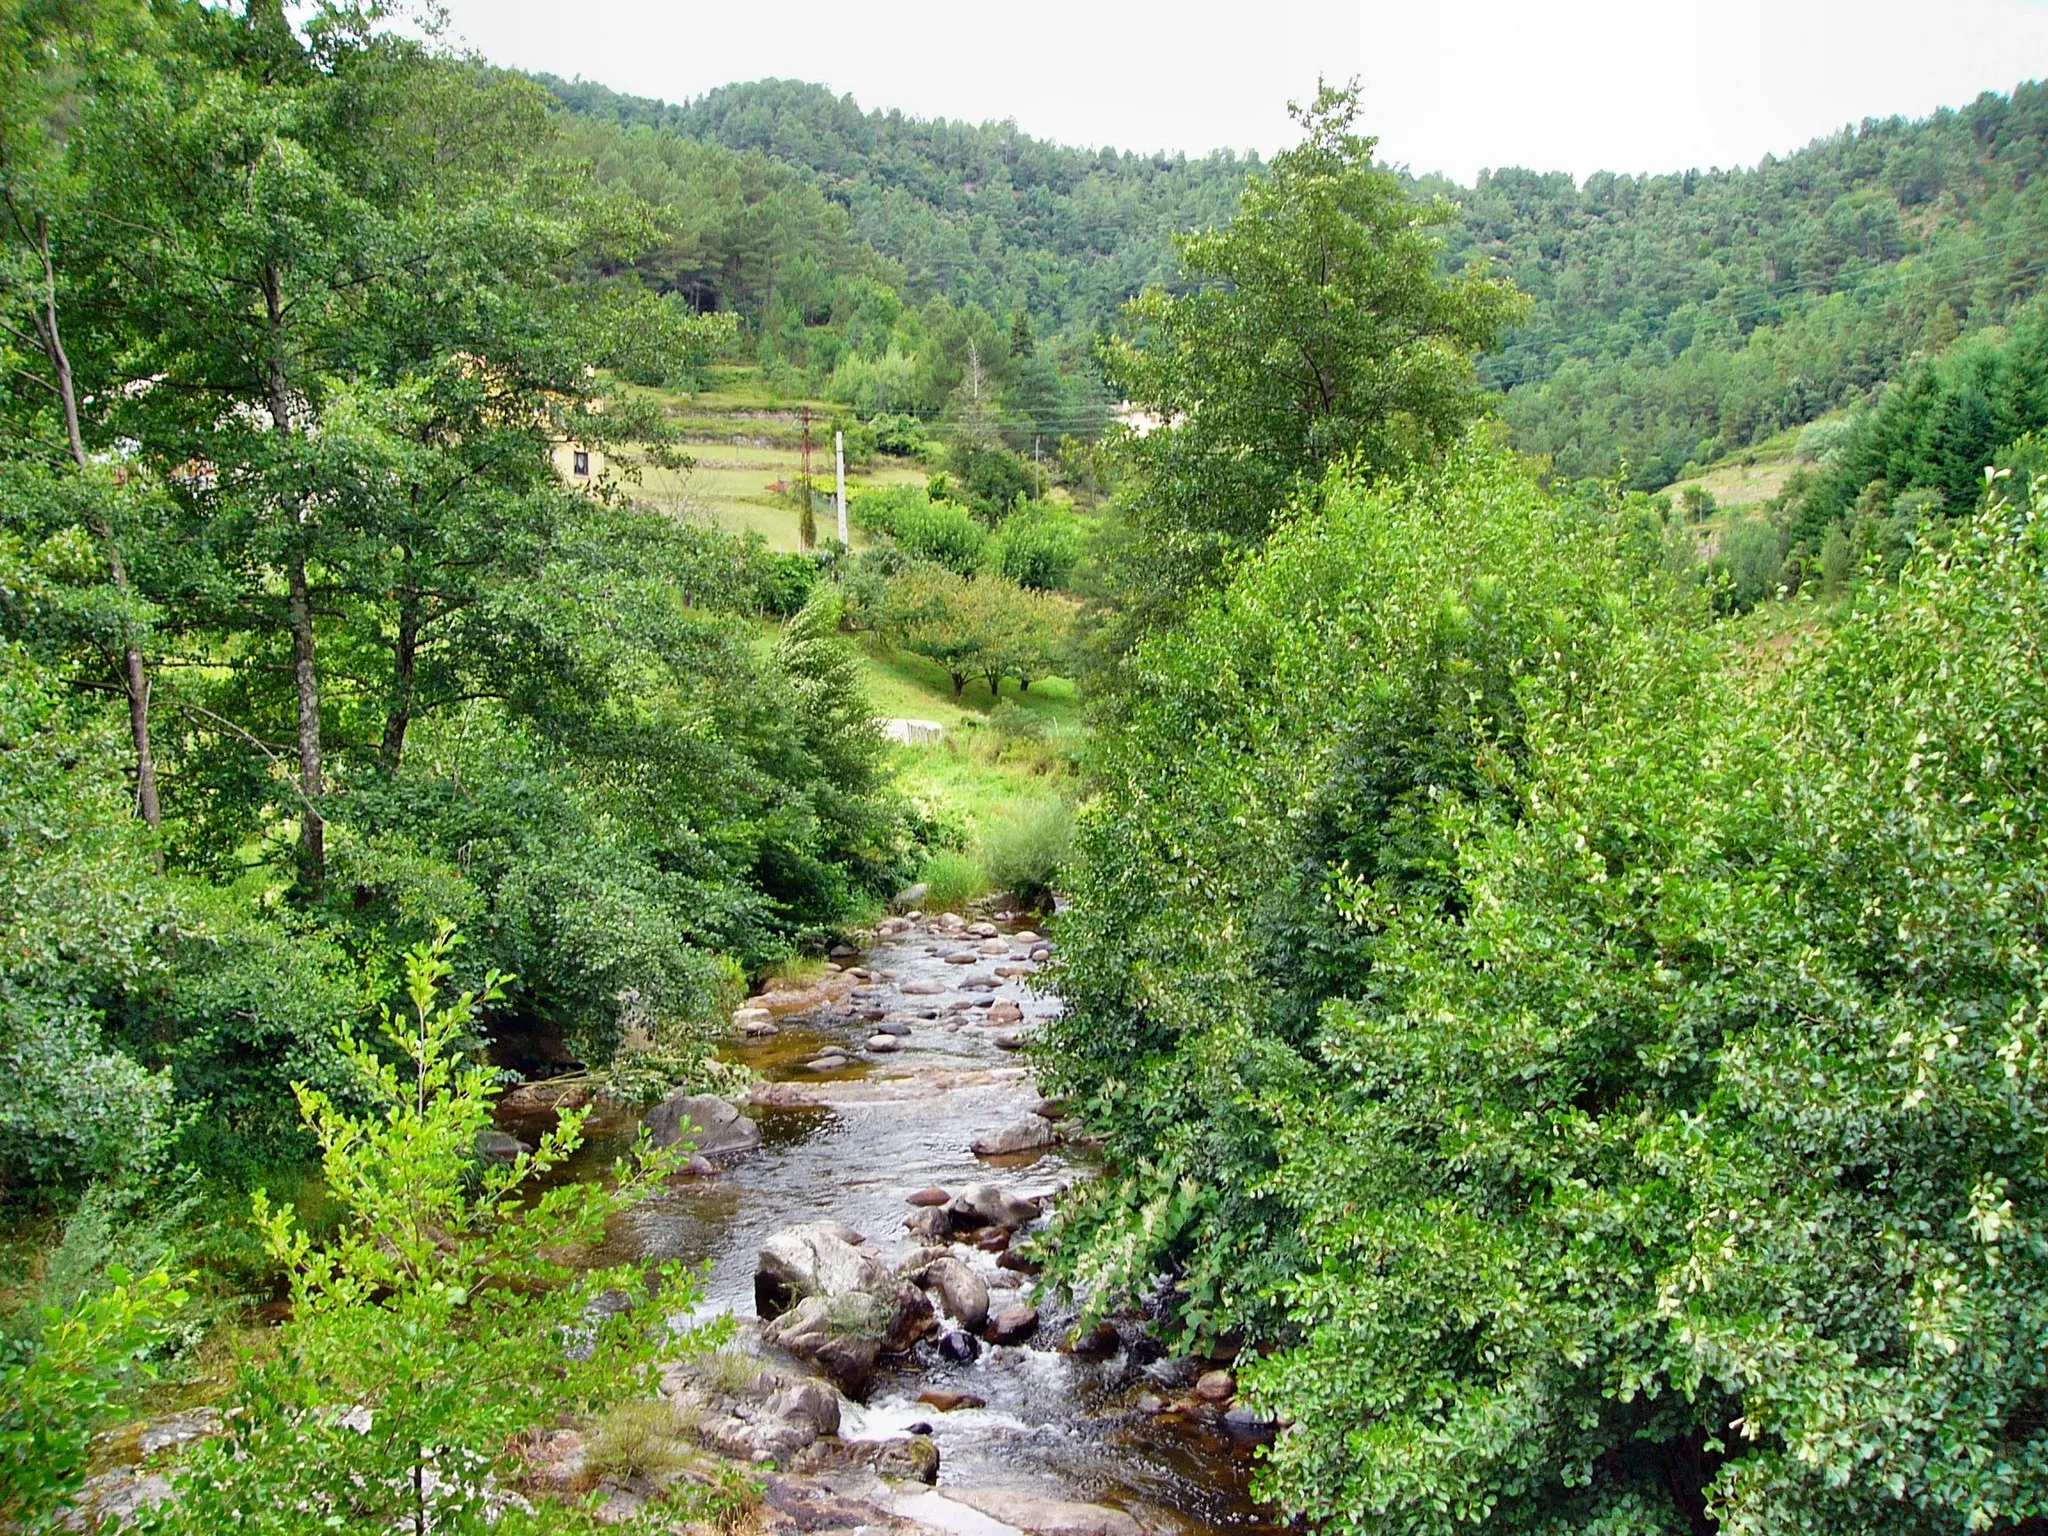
[
  {"x1": 855, "y1": 639, "x2": 1085, "y2": 908},
  {"x1": 615, "y1": 369, "x2": 928, "y2": 551}
]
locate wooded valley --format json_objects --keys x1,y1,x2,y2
[{"x1": 3, "y1": 6, "x2": 2045, "y2": 1535}]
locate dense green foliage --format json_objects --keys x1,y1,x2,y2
[
  {"x1": 543, "y1": 74, "x2": 1252, "y2": 340},
  {"x1": 135, "y1": 931, "x2": 698, "y2": 1535},
  {"x1": 548, "y1": 72, "x2": 2048, "y2": 495},
  {"x1": 1043, "y1": 442, "x2": 2048, "y2": 1532},
  {"x1": 0, "y1": 1, "x2": 914, "y2": 1203},
  {"x1": 1455, "y1": 83, "x2": 2048, "y2": 484},
  {"x1": 1101, "y1": 85, "x2": 1525, "y2": 609}
]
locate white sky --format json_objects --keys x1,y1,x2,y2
[{"x1": 434, "y1": 0, "x2": 2048, "y2": 184}]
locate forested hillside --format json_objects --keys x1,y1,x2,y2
[{"x1": 542, "y1": 73, "x2": 2048, "y2": 487}]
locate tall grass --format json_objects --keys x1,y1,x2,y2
[{"x1": 981, "y1": 796, "x2": 1073, "y2": 910}]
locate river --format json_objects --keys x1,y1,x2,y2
[{"x1": 499, "y1": 912, "x2": 1275, "y2": 1536}]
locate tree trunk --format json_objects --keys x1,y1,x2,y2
[
  {"x1": 950, "y1": 671, "x2": 967, "y2": 698},
  {"x1": 288, "y1": 553, "x2": 325, "y2": 891},
  {"x1": 32, "y1": 213, "x2": 162, "y2": 843},
  {"x1": 265, "y1": 261, "x2": 325, "y2": 892},
  {"x1": 381, "y1": 587, "x2": 420, "y2": 772}
]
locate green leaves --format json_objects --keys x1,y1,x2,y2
[
  {"x1": 0, "y1": 1264, "x2": 187, "y2": 1533},
  {"x1": 1102, "y1": 82, "x2": 1526, "y2": 611},
  {"x1": 141, "y1": 925, "x2": 699, "y2": 1536},
  {"x1": 1048, "y1": 445, "x2": 2048, "y2": 1532}
]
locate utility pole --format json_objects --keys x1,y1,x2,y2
[
  {"x1": 798, "y1": 406, "x2": 816, "y2": 551},
  {"x1": 835, "y1": 429, "x2": 848, "y2": 547},
  {"x1": 1033, "y1": 435, "x2": 1043, "y2": 500}
]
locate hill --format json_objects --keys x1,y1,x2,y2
[{"x1": 542, "y1": 73, "x2": 2048, "y2": 486}]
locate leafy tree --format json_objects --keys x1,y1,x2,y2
[
  {"x1": 1, "y1": 1265, "x2": 186, "y2": 1532},
  {"x1": 1711, "y1": 514, "x2": 1784, "y2": 612},
  {"x1": 1044, "y1": 440, "x2": 2048, "y2": 1533},
  {"x1": 853, "y1": 484, "x2": 987, "y2": 573},
  {"x1": 1819, "y1": 521, "x2": 1853, "y2": 596},
  {"x1": 880, "y1": 563, "x2": 981, "y2": 696},
  {"x1": 1102, "y1": 81, "x2": 1525, "y2": 608},
  {"x1": 985, "y1": 502, "x2": 1083, "y2": 590},
  {"x1": 0, "y1": 0, "x2": 164, "y2": 835},
  {"x1": 139, "y1": 927, "x2": 700, "y2": 1536}
]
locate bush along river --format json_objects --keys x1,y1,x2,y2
[{"x1": 494, "y1": 909, "x2": 1278, "y2": 1536}]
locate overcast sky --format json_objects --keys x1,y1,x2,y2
[{"x1": 433, "y1": 0, "x2": 2048, "y2": 184}]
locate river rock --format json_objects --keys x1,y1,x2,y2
[
  {"x1": 904, "y1": 1206, "x2": 954, "y2": 1241},
  {"x1": 761, "y1": 1295, "x2": 881, "y2": 1396},
  {"x1": 1033, "y1": 1098, "x2": 1069, "y2": 1120},
  {"x1": 976, "y1": 938, "x2": 1012, "y2": 955},
  {"x1": 1012, "y1": 931, "x2": 1042, "y2": 945},
  {"x1": 474, "y1": 1129, "x2": 529, "y2": 1162},
  {"x1": 998, "y1": 1249, "x2": 1044, "y2": 1275},
  {"x1": 993, "y1": 1031, "x2": 1026, "y2": 1051},
  {"x1": 644, "y1": 1092, "x2": 761, "y2": 1160},
  {"x1": 662, "y1": 1353, "x2": 841, "y2": 1466},
  {"x1": 988, "y1": 1001, "x2": 1025, "y2": 1024},
  {"x1": 1195, "y1": 1368, "x2": 1236, "y2": 1402},
  {"x1": 973, "y1": 1117, "x2": 1055, "y2": 1157},
  {"x1": 902, "y1": 980, "x2": 947, "y2": 995},
  {"x1": 936, "y1": 1328, "x2": 981, "y2": 1362},
  {"x1": 918, "y1": 1389, "x2": 986, "y2": 1412},
  {"x1": 967, "y1": 921, "x2": 998, "y2": 938},
  {"x1": 945, "y1": 1488, "x2": 1146, "y2": 1536},
  {"x1": 911, "y1": 1255, "x2": 990, "y2": 1331},
  {"x1": 874, "y1": 1019, "x2": 913, "y2": 1036},
  {"x1": 906, "y1": 1186, "x2": 951, "y2": 1207},
  {"x1": 893, "y1": 882, "x2": 929, "y2": 909},
  {"x1": 867, "y1": 1034, "x2": 902, "y2": 1053},
  {"x1": 829, "y1": 943, "x2": 858, "y2": 959},
  {"x1": 1064, "y1": 1321, "x2": 1120, "y2": 1357},
  {"x1": 1031, "y1": 947, "x2": 1052, "y2": 961},
  {"x1": 946, "y1": 1184, "x2": 1040, "y2": 1231},
  {"x1": 1223, "y1": 1404, "x2": 1277, "y2": 1435},
  {"x1": 987, "y1": 1302, "x2": 1039, "y2": 1345},
  {"x1": 944, "y1": 952, "x2": 978, "y2": 966},
  {"x1": 755, "y1": 1222, "x2": 889, "y2": 1317}
]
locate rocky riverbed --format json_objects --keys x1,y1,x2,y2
[
  {"x1": 71, "y1": 912, "x2": 1275, "y2": 1535},
  {"x1": 527, "y1": 908, "x2": 1276, "y2": 1536}
]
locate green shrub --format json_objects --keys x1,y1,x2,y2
[
  {"x1": 984, "y1": 504, "x2": 1083, "y2": 589},
  {"x1": 852, "y1": 486, "x2": 987, "y2": 574},
  {"x1": 1712, "y1": 513, "x2": 1784, "y2": 611},
  {"x1": 1043, "y1": 440, "x2": 2048, "y2": 1534},
  {"x1": 981, "y1": 798, "x2": 1071, "y2": 910},
  {"x1": 916, "y1": 850, "x2": 983, "y2": 912},
  {"x1": 867, "y1": 412, "x2": 934, "y2": 458},
  {"x1": 1, "y1": 1266, "x2": 186, "y2": 1530}
]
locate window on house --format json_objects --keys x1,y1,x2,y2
[{"x1": 572, "y1": 450, "x2": 590, "y2": 477}]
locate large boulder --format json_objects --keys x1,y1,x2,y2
[
  {"x1": 754, "y1": 1223, "x2": 933, "y2": 1396},
  {"x1": 660, "y1": 1352, "x2": 841, "y2": 1466},
  {"x1": 908, "y1": 1255, "x2": 989, "y2": 1332},
  {"x1": 761, "y1": 1295, "x2": 880, "y2": 1396},
  {"x1": 755, "y1": 1222, "x2": 890, "y2": 1318},
  {"x1": 644, "y1": 1092, "x2": 760, "y2": 1160}
]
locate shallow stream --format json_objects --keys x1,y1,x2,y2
[{"x1": 497, "y1": 916, "x2": 1274, "y2": 1536}]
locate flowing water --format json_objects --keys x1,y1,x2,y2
[{"x1": 496, "y1": 916, "x2": 1275, "y2": 1536}]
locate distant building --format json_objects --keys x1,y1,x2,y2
[{"x1": 551, "y1": 438, "x2": 603, "y2": 486}]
